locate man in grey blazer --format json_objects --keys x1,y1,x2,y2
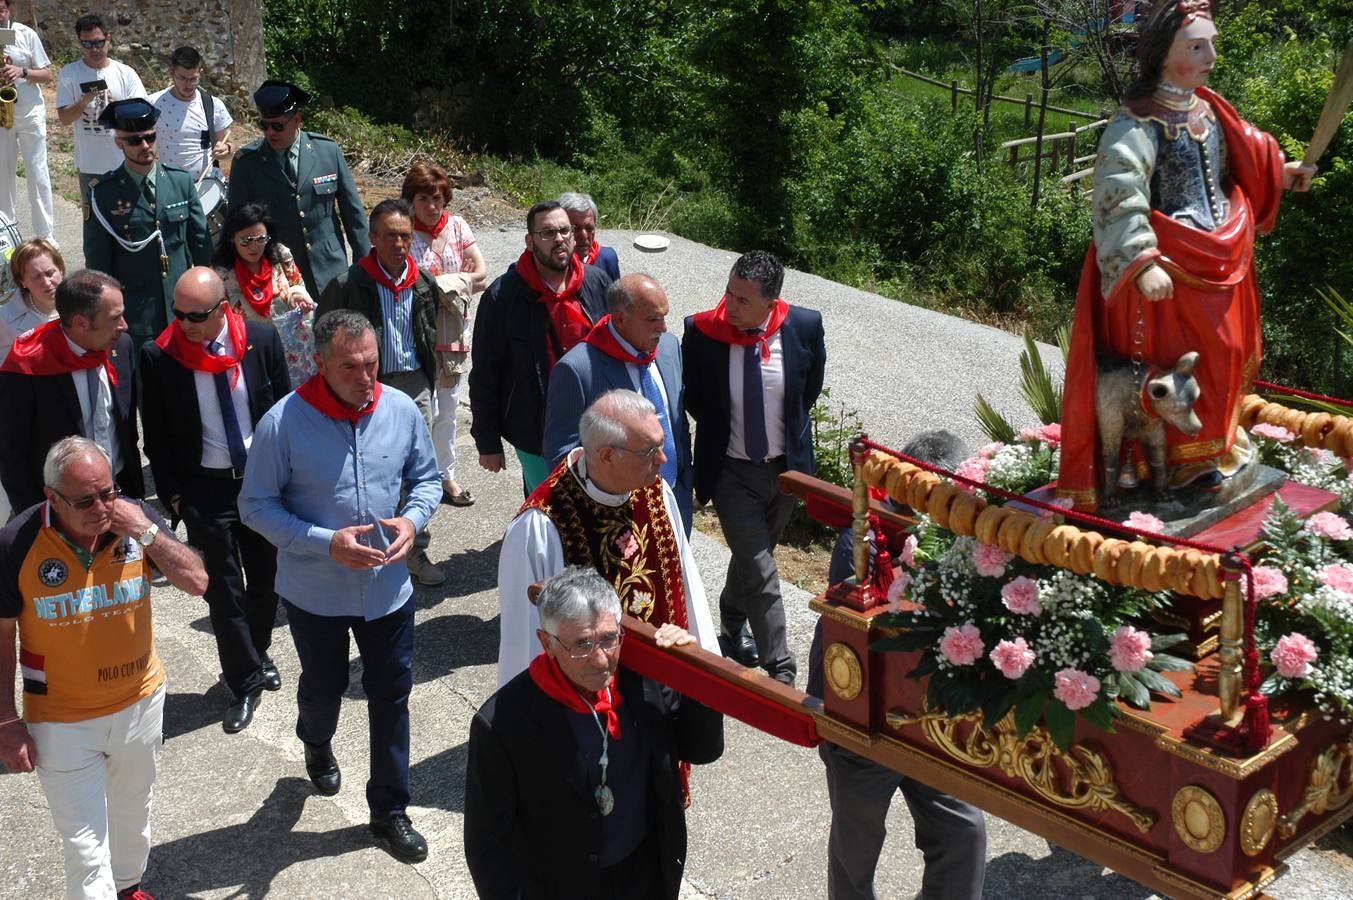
[{"x1": 543, "y1": 274, "x2": 693, "y2": 533}]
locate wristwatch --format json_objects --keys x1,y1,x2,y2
[{"x1": 137, "y1": 523, "x2": 159, "y2": 548}]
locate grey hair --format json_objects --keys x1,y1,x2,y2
[
  {"x1": 538, "y1": 566, "x2": 622, "y2": 634},
  {"x1": 579, "y1": 389, "x2": 655, "y2": 454},
  {"x1": 313, "y1": 309, "x2": 374, "y2": 355},
  {"x1": 557, "y1": 191, "x2": 599, "y2": 219},
  {"x1": 605, "y1": 273, "x2": 660, "y2": 315},
  {"x1": 43, "y1": 436, "x2": 110, "y2": 488},
  {"x1": 731, "y1": 250, "x2": 784, "y2": 300},
  {"x1": 902, "y1": 429, "x2": 970, "y2": 470}
]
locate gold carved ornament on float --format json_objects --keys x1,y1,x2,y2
[
  {"x1": 1278, "y1": 739, "x2": 1353, "y2": 840},
  {"x1": 1171, "y1": 785, "x2": 1227, "y2": 854}
]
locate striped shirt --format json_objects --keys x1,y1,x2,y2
[{"x1": 377, "y1": 260, "x2": 418, "y2": 375}]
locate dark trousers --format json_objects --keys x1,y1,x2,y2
[
  {"x1": 713, "y1": 455, "x2": 796, "y2": 683},
  {"x1": 179, "y1": 474, "x2": 279, "y2": 698},
  {"x1": 284, "y1": 597, "x2": 415, "y2": 817}
]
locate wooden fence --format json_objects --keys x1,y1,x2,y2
[{"x1": 891, "y1": 64, "x2": 1105, "y2": 126}]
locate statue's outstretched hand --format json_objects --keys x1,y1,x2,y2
[
  {"x1": 1284, "y1": 160, "x2": 1317, "y2": 192},
  {"x1": 1136, "y1": 264, "x2": 1174, "y2": 302}
]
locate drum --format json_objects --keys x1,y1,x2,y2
[
  {"x1": 0, "y1": 209, "x2": 23, "y2": 300},
  {"x1": 197, "y1": 172, "x2": 227, "y2": 245}
]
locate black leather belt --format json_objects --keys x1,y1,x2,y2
[{"x1": 198, "y1": 465, "x2": 245, "y2": 480}]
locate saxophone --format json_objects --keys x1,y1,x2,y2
[{"x1": 0, "y1": 56, "x2": 16, "y2": 130}]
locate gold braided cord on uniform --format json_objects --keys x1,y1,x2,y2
[{"x1": 858, "y1": 451, "x2": 1225, "y2": 600}]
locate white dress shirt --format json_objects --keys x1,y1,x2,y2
[
  {"x1": 194, "y1": 321, "x2": 254, "y2": 468},
  {"x1": 64, "y1": 330, "x2": 121, "y2": 474},
  {"x1": 726, "y1": 312, "x2": 786, "y2": 461},
  {"x1": 495, "y1": 448, "x2": 718, "y2": 687}
]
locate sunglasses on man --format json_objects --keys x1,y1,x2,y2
[
  {"x1": 79, "y1": 38, "x2": 107, "y2": 49},
  {"x1": 53, "y1": 485, "x2": 120, "y2": 511},
  {"x1": 119, "y1": 132, "x2": 157, "y2": 147},
  {"x1": 171, "y1": 298, "x2": 225, "y2": 323},
  {"x1": 258, "y1": 116, "x2": 295, "y2": 133}
]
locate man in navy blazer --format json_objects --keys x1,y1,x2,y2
[
  {"x1": 682, "y1": 251, "x2": 825, "y2": 684},
  {"x1": 543, "y1": 274, "x2": 693, "y2": 532}
]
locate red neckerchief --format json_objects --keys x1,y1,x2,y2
[
  {"x1": 413, "y1": 212, "x2": 449, "y2": 239},
  {"x1": 295, "y1": 373, "x2": 383, "y2": 422},
  {"x1": 528, "y1": 652, "x2": 623, "y2": 739},
  {"x1": 357, "y1": 251, "x2": 418, "y2": 297},
  {"x1": 153, "y1": 306, "x2": 248, "y2": 389},
  {"x1": 0, "y1": 319, "x2": 118, "y2": 385},
  {"x1": 233, "y1": 257, "x2": 276, "y2": 318},
  {"x1": 515, "y1": 249, "x2": 592, "y2": 368},
  {"x1": 583, "y1": 314, "x2": 655, "y2": 366},
  {"x1": 579, "y1": 241, "x2": 600, "y2": 266},
  {"x1": 690, "y1": 296, "x2": 789, "y2": 363}
]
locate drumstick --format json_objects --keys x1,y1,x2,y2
[
  {"x1": 1303, "y1": 39, "x2": 1353, "y2": 167},
  {"x1": 195, "y1": 163, "x2": 212, "y2": 187}
]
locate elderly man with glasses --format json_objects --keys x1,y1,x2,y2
[
  {"x1": 139, "y1": 268, "x2": 291, "y2": 734},
  {"x1": 226, "y1": 80, "x2": 369, "y2": 299},
  {"x1": 54, "y1": 14, "x2": 146, "y2": 217},
  {"x1": 0, "y1": 436, "x2": 207, "y2": 900},
  {"x1": 83, "y1": 98, "x2": 212, "y2": 350},
  {"x1": 466, "y1": 565, "x2": 723, "y2": 900},
  {"x1": 495, "y1": 388, "x2": 719, "y2": 688}
]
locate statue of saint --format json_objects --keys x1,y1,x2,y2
[{"x1": 1057, "y1": 0, "x2": 1316, "y2": 512}]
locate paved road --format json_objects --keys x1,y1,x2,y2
[{"x1": 4, "y1": 183, "x2": 1349, "y2": 898}]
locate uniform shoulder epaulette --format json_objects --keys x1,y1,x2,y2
[
  {"x1": 305, "y1": 132, "x2": 338, "y2": 144},
  {"x1": 160, "y1": 163, "x2": 191, "y2": 177},
  {"x1": 236, "y1": 138, "x2": 266, "y2": 159}
]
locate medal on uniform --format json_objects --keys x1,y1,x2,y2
[{"x1": 594, "y1": 784, "x2": 615, "y2": 816}]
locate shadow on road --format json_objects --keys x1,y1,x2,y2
[
  {"x1": 984, "y1": 844, "x2": 1155, "y2": 899},
  {"x1": 409, "y1": 741, "x2": 469, "y2": 812}
]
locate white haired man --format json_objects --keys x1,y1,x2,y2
[{"x1": 558, "y1": 191, "x2": 620, "y2": 281}]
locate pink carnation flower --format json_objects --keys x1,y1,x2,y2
[
  {"x1": 1122, "y1": 510, "x2": 1166, "y2": 534},
  {"x1": 973, "y1": 543, "x2": 1015, "y2": 578},
  {"x1": 1272, "y1": 633, "x2": 1318, "y2": 680},
  {"x1": 1320, "y1": 564, "x2": 1353, "y2": 595},
  {"x1": 1305, "y1": 512, "x2": 1353, "y2": 541},
  {"x1": 954, "y1": 456, "x2": 990, "y2": 490},
  {"x1": 1000, "y1": 576, "x2": 1042, "y2": 616},
  {"x1": 977, "y1": 442, "x2": 1006, "y2": 459},
  {"x1": 1039, "y1": 496, "x2": 1074, "y2": 519},
  {"x1": 1039, "y1": 423, "x2": 1063, "y2": 448},
  {"x1": 1251, "y1": 565, "x2": 1290, "y2": 600},
  {"x1": 615, "y1": 531, "x2": 639, "y2": 559},
  {"x1": 1108, "y1": 625, "x2": 1153, "y2": 672},
  {"x1": 898, "y1": 533, "x2": 918, "y2": 569},
  {"x1": 1251, "y1": 422, "x2": 1297, "y2": 443},
  {"x1": 990, "y1": 637, "x2": 1035, "y2": 679},
  {"x1": 886, "y1": 570, "x2": 912, "y2": 612},
  {"x1": 1053, "y1": 668, "x2": 1101, "y2": 711},
  {"x1": 939, "y1": 623, "x2": 985, "y2": 666},
  {"x1": 1018, "y1": 426, "x2": 1043, "y2": 444}
]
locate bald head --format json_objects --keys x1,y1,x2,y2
[
  {"x1": 608, "y1": 273, "x2": 669, "y2": 355},
  {"x1": 172, "y1": 266, "x2": 230, "y2": 340}
]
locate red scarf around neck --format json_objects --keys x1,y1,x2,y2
[
  {"x1": 583, "y1": 314, "x2": 655, "y2": 366},
  {"x1": 528, "y1": 651, "x2": 623, "y2": 739},
  {"x1": 153, "y1": 306, "x2": 248, "y2": 389},
  {"x1": 516, "y1": 249, "x2": 592, "y2": 367},
  {"x1": 357, "y1": 251, "x2": 418, "y2": 296},
  {"x1": 233, "y1": 257, "x2": 276, "y2": 318},
  {"x1": 579, "y1": 241, "x2": 601, "y2": 266},
  {"x1": 295, "y1": 373, "x2": 383, "y2": 422},
  {"x1": 0, "y1": 319, "x2": 118, "y2": 384},
  {"x1": 691, "y1": 296, "x2": 790, "y2": 363},
  {"x1": 414, "y1": 212, "x2": 449, "y2": 239}
]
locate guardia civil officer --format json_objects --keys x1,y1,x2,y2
[
  {"x1": 83, "y1": 98, "x2": 211, "y2": 350},
  {"x1": 226, "y1": 80, "x2": 369, "y2": 299}
]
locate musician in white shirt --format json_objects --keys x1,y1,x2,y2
[{"x1": 0, "y1": 0, "x2": 55, "y2": 241}]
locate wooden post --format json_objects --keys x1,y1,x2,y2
[
  {"x1": 1024, "y1": 92, "x2": 1033, "y2": 128},
  {"x1": 1064, "y1": 135, "x2": 1075, "y2": 174},
  {"x1": 850, "y1": 437, "x2": 871, "y2": 586},
  {"x1": 1218, "y1": 553, "x2": 1245, "y2": 723},
  {"x1": 1030, "y1": 20, "x2": 1052, "y2": 209},
  {"x1": 1009, "y1": 145, "x2": 1019, "y2": 169},
  {"x1": 1050, "y1": 140, "x2": 1060, "y2": 175},
  {"x1": 951, "y1": 80, "x2": 959, "y2": 113}
]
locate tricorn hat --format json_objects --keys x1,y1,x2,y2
[
  {"x1": 253, "y1": 80, "x2": 310, "y2": 117},
  {"x1": 97, "y1": 97, "x2": 158, "y2": 131}
]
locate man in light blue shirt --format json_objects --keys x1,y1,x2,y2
[{"x1": 239, "y1": 309, "x2": 440, "y2": 865}]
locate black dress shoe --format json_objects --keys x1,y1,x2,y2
[
  {"x1": 223, "y1": 690, "x2": 263, "y2": 734},
  {"x1": 260, "y1": 662, "x2": 282, "y2": 692},
  {"x1": 370, "y1": 813, "x2": 428, "y2": 864},
  {"x1": 304, "y1": 743, "x2": 341, "y2": 796}
]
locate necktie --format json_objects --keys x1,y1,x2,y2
[
  {"x1": 85, "y1": 366, "x2": 112, "y2": 459},
  {"x1": 283, "y1": 150, "x2": 297, "y2": 185},
  {"x1": 141, "y1": 176, "x2": 155, "y2": 210},
  {"x1": 209, "y1": 340, "x2": 249, "y2": 471},
  {"x1": 742, "y1": 329, "x2": 769, "y2": 462},
  {"x1": 638, "y1": 362, "x2": 678, "y2": 487}
]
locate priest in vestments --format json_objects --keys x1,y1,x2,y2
[
  {"x1": 496, "y1": 389, "x2": 719, "y2": 687},
  {"x1": 1057, "y1": 2, "x2": 1315, "y2": 512}
]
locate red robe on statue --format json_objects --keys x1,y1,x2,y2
[{"x1": 1056, "y1": 87, "x2": 1287, "y2": 511}]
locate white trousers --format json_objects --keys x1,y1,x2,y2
[
  {"x1": 432, "y1": 377, "x2": 462, "y2": 483},
  {"x1": 0, "y1": 109, "x2": 55, "y2": 240},
  {"x1": 29, "y1": 684, "x2": 165, "y2": 899}
]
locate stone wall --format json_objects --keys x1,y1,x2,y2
[{"x1": 15, "y1": 0, "x2": 265, "y2": 97}]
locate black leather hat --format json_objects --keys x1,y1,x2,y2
[
  {"x1": 253, "y1": 80, "x2": 310, "y2": 117},
  {"x1": 97, "y1": 97, "x2": 159, "y2": 131}
]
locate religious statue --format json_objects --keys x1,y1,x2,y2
[{"x1": 1056, "y1": 0, "x2": 1317, "y2": 512}]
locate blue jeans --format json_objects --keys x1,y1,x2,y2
[{"x1": 285, "y1": 597, "x2": 415, "y2": 817}]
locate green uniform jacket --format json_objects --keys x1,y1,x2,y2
[
  {"x1": 83, "y1": 162, "x2": 212, "y2": 349},
  {"x1": 226, "y1": 132, "x2": 371, "y2": 300},
  {"x1": 317, "y1": 260, "x2": 439, "y2": 387}
]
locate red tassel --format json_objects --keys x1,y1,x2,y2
[
  {"x1": 869, "y1": 519, "x2": 894, "y2": 602},
  {"x1": 1239, "y1": 691, "x2": 1270, "y2": 755}
]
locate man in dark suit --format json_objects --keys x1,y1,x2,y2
[
  {"x1": 83, "y1": 98, "x2": 212, "y2": 350},
  {"x1": 226, "y1": 80, "x2": 369, "y2": 299},
  {"x1": 682, "y1": 250, "x2": 826, "y2": 685},
  {"x1": 0, "y1": 269, "x2": 142, "y2": 514},
  {"x1": 139, "y1": 267, "x2": 291, "y2": 733},
  {"x1": 465, "y1": 566, "x2": 723, "y2": 899},
  {"x1": 543, "y1": 274, "x2": 693, "y2": 532}
]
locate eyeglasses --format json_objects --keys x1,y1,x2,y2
[
  {"x1": 235, "y1": 234, "x2": 269, "y2": 246},
  {"x1": 572, "y1": 224, "x2": 596, "y2": 235},
  {"x1": 532, "y1": 226, "x2": 573, "y2": 240},
  {"x1": 171, "y1": 298, "x2": 225, "y2": 323},
  {"x1": 258, "y1": 116, "x2": 294, "y2": 133},
  {"x1": 171, "y1": 74, "x2": 201, "y2": 85},
  {"x1": 119, "y1": 132, "x2": 157, "y2": 146},
  {"x1": 611, "y1": 443, "x2": 664, "y2": 462},
  {"x1": 548, "y1": 629, "x2": 624, "y2": 659},
  {"x1": 53, "y1": 485, "x2": 119, "y2": 510},
  {"x1": 79, "y1": 38, "x2": 108, "y2": 49}
]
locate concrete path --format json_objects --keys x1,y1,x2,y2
[{"x1": 4, "y1": 182, "x2": 1350, "y2": 898}]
